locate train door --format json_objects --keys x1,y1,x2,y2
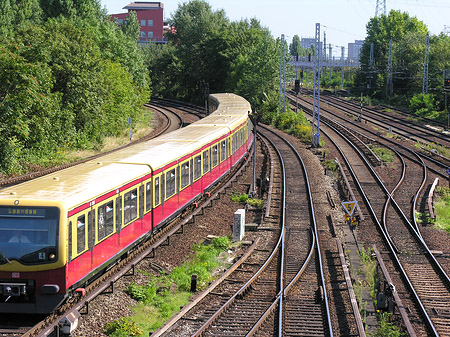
[{"x1": 67, "y1": 210, "x2": 90, "y2": 287}]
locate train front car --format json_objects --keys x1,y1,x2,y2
[{"x1": 0, "y1": 200, "x2": 66, "y2": 314}]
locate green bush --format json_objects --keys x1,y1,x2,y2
[
  {"x1": 409, "y1": 93, "x2": 436, "y2": 116},
  {"x1": 104, "y1": 317, "x2": 143, "y2": 337}
]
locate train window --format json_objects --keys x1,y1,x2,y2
[
  {"x1": 202, "y1": 149, "x2": 210, "y2": 174},
  {"x1": 116, "y1": 196, "x2": 122, "y2": 230},
  {"x1": 181, "y1": 161, "x2": 190, "y2": 189},
  {"x1": 227, "y1": 138, "x2": 230, "y2": 158},
  {"x1": 77, "y1": 214, "x2": 86, "y2": 254},
  {"x1": 165, "y1": 169, "x2": 176, "y2": 199},
  {"x1": 88, "y1": 210, "x2": 95, "y2": 249},
  {"x1": 212, "y1": 144, "x2": 218, "y2": 167},
  {"x1": 124, "y1": 189, "x2": 138, "y2": 224},
  {"x1": 194, "y1": 155, "x2": 201, "y2": 180},
  {"x1": 139, "y1": 185, "x2": 144, "y2": 219},
  {"x1": 155, "y1": 177, "x2": 160, "y2": 206},
  {"x1": 220, "y1": 140, "x2": 226, "y2": 162},
  {"x1": 146, "y1": 182, "x2": 152, "y2": 211},
  {"x1": 98, "y1": 201, "x2": 114, "y2": 241}
]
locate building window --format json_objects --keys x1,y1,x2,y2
[
  {"x1": 148, "y1": 31, "x2": 153, "y2": 38},
  {"x1": 140, "y1": 31, "x2": 146, "y2": 38},
  {"x1": 117, "y1": 19, "x2": 123, "y2": 25},
  {"x1": 148, "y1": 20, "x2": 153, "y2": 26},
  {"x1": 140, "y1": 19, "x2": 146, "y2": 26}
]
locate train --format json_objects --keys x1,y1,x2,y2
[{"x1": 0, "y1": 93, "x2": 253, "y2": 314}]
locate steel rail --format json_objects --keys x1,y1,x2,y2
[
  {"x1": 318, "y1": 118, "x2": 440, "y2": 336},
  {"x1": 190, "y1": 136, "x2": 286, "y2": 337},
  {"x1": 254, "y1": 124, "x2": 333, "y2": 336},
  {"x1": 287, "y1": 92, "x2": 450, "y2": 177}
]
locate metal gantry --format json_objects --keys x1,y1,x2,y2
[
  {"x1": 313, "y1": 23, "x2": 321, "y2": 147},
  {"x1": 423, "y1": 33, "x2": 429, "y2": 94},
  {"x1": 341, "y1": 46, "x2": 345, "y2": 88},
  {"x1": 279, "y1": 34, "x2": 286, "y2": 114},
  {"x1": 375, "y1": 0, "x2": 386, "y2": 17},
  {"x1": 386, "y1": 38, "x2": 393, "y2": 97}
]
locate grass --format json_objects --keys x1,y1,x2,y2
[
  {"x1": 369, "y1": 313, "x2": 406, "y2": 337},
  {"x1": 368, "y1": 145, "x2": 394, "y2": 163},
  {"x1": 433, "y1": 186, "x2": 450, "y2": 235},
  {"x1": 231, "y1": 190, "x2": 264, "y2": 208},
  {"x1": 67, "y1": 113, "x2": 155, "y2": 162},
  {"x1": 104, "y1": 236, "x2": 232, "y2": 336},
  {"x1": 413, "y1": 140, "x2": 450, "y2": 159},
  {"x1": 358, "y1": 245, "x2": 378, "y2": 299},
  {"x1": 322, "y1": 159, "x2": 338, "y2": 172}
]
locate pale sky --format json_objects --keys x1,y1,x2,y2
[{"x1": 101, "y1": 0, "x2": 450, "y2": 57}]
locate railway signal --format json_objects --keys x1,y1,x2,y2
[{"x1": 294, "y1": 80, "x2": 300, "y2": 94}]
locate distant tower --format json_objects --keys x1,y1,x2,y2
[{"x1": 375, "y1": 0, "x2": 386, "y2": 17}]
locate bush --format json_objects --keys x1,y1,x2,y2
[
  {"x1": 409, "y1": 93, "x2": 436, "y2": 116},
  {"x1": 104, "y1": 317, "x2": 143, "y2": 337}
]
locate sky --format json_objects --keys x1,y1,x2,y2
[{"x1": 100, "y1": 0, "x2": 450, "y2": 57}]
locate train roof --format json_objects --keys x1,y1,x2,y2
[
  {"x1": 0, "y1": 93, "x2": 251, "y2": 210},
  {"x1": 0, "y1": 161, "x2": 149, "y2": 208}
]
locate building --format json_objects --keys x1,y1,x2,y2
[
  {"x1": 348, "y1": 40, "x2": 364, "y2": 61},
  {"x1": 110, "y1": 2, "x2": 166, "y2": 44},
  {"x1": 300, "y1": 37, "x2": 323, "y2": 58}
]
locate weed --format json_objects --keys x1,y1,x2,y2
[{"x1": 104, "y1": 317, "x2": 143, "y2": 337}]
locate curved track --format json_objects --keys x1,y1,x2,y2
[{"x1": 294, "y1": 92, "x2": 450, "y2": 336}]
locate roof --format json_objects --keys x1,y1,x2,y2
[
  {"x1": 123, "y1": 2, "x2": 163, "y2": 10},
  {"x1": 0, "y1": 93, "x2": 250, "y2": 211}
]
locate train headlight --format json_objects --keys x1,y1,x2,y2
[{"x1": 49, "y1": 253, "x2": 56, "y2": 260}]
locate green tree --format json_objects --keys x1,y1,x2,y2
[
  {"x1": 289, "y1": 34, "x2": 301, "y2": 56},
  {"x1": 356, "y1": 10, "x2": 428, "y2": 98},
  {"x1": 0, "y1": 43, "x2": 67, "y2": 174},
  {"x1": 166, "y1": 0, "x2": 230, "y2": 102},
  {"x1": 0, "y1": 0, "x2": 14, "y2": 39},
  {"x1": 226, "y1": 19, "x2": 279, "y2": 108}
]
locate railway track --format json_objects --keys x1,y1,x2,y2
[
  {"x1": 288, "y1": 92, "x2": 450, "y2": 179},
  {"x1": 0, "y1": 102, "x2": 184, "y2": 189},
  {"x1": 153, "y1": 124, "x2": 335, "y2": 336},
  {"x1": 297, "y1": 92, "x2": 450, "y2": 335},
  {"x1": 0, "y1": 101, "x2": 200, "y2": 336}
]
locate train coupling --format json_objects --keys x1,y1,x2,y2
[{"x1": 0, "y1": 282, "x2": 27, "y2": 301}]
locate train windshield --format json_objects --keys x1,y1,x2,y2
[{"x1": 0, "y1": 206, "x2": 59, "y2": 265}]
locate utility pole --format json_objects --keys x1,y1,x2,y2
[
  {"x1": 369, "y1": 42, "x2": 374, "y2": 91},
  {"x1": 375, "y1": 0, "x2": 386, "y2": 17},
  {"x1": 278, "y1": 34, "x2": 286, "y2": 114},
  {"x1": 313, "y1": 23, "x2": 321, "y2": 147},
  {"x1": 386, "y1": 38, "x2": 393, "y2": 97},
  {"x1": 322, "y1": 30, "x2": 326, "y2": 77},
  {"x1": 341, "y1": 46, "x2": 345, "y2": 88},
  {"x1": 329, "y1": 44, "x2": 332, "y2": 82},
  {"x1": 422, "y1": 33, "x2": 429, "y2": 94}
]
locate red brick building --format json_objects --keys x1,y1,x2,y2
[{"x1": 110, "y1": 2, "x2": 166, "y2": 44}]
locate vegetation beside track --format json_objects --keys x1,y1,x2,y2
[
  {"x1": 104, "y1": 236, "x2": 232, "y2": 336},
  {"x1": 0, "y1": 0, "x2": 150, "y2": 176},
  {"x1": 433, "y1": 186, "x2": 450, "y2": 235}
]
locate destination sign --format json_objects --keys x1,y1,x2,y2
[{"x1": 0, "y1": 208, "x2": 46, "y2": 218}]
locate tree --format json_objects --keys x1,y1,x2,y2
[
  {"x1": 226, "y1": 19, "x2": 279, "y2": 108},
  {"x1": 356, "y1": 10, "x2": 428, "y2": 98},
  {"x1": 166, "y1": 0, "x2": 230, "y2": 102},
  {"x1": 289, "y1": 34, "x2": 301, "y2": 57}
]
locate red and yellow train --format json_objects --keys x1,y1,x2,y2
[{"x1": 0, "y1": 93, "x2": 253, "y2": 313}]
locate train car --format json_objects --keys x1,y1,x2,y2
[{"x1": 0, "y1": 93, "x2": 253, "y2": 314}]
